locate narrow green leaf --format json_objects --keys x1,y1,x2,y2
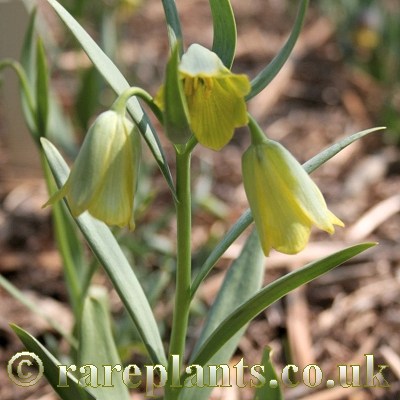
[
  {"x1": 78, "y1": 288, "x2": 130, "y2": 400},
  {"x1": 303, "y1": 127, "x2": 386, "y2": 173},
  {"x1": 20, "y1": 8, "x2": 38, "y2": 136},
  {"x1": 40, "y1": 151, "x2": 86, "y2": 318},
  {"x1": 41, "y1": 138, "x2": 167, "y2": 366},
  {"x1": 181, "y1": 229, "x2": 264, "y2": 400},
  {"x1": 47, "y1": 0, "x2": 176, "y2": 199},
  {"x1": 21, "y1": 7, "x2": 77, "y2": 154},
  {"x1": 164, "y1": 44, "x2": 192, "y2": 144},
  {"x1": 190, "y1": 243, "x2": 376, "y2": 367},
  {"x1": 11, "y1": 325, "x2": 94, "y2": 400},
  {"x1": 161, "y1": 0, "x2": 183, "y2": 54},
  {"x1": 254, "y1": 347, "x2": 283, "y2": 400},
  {"x1": 209, "y1": 0, "x2": 237, "y2": 68},
  {"x1": 190, "y1": 126, "x2": 384, "y2": 297},
  {"x1": 20, "y1": 8, "x2": 37, "y2": 82},
  {"x1": 35, "y1": 37, "x2": 49, "y2": 135},
  {"x1": 247, "y1": 0, "x2": 308, "y2": 100}
]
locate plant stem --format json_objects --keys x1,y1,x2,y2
[
  {"x1": 111, "y1": 86, "x2": 164, "y2": 123},
  {"x1": 166, "y1": 149, "x2": 192, "y2": 399}
]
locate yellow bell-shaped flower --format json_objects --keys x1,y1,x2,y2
[
  {"x1": 242, "y1": 122, "x2": 343, "y2": 256},
  {"x1": 45, "y1": 109, "x2": 141, "y2": 230},
  {"x1": 180, "y1": 44, "x2": 250, "y2": 150},
  {"x1": 156, "y1": 44, "x2": 251, "y2": 150}
]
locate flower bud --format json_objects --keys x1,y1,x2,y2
[
  {"x1": 242, "y1": 138, "x2": 344, "y2": 256},
  {"x1": 45, "y1": 110, "x2": 141, "y2": 230}
]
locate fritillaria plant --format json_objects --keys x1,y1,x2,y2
[{"x1": 0, "y1": 0, "x2": 384, "y2": 399}]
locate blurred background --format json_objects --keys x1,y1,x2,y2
[{"x1": 0, "y1": 0, "x2": 399, "y2": 399}]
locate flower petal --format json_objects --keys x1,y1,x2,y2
[
  {"x1": 43, "y1": 105, "x2": 141, "y2": 230},
  {"x1": 179, "y1": 44, "x2": 227, "y2": 76},
  {"x1": 242, "y1": 139, "x2": 344, "y2": 255},
  {"x1": 177, "y1": 44, "x2": 250, "y2": 150},
  {"x1": 263, "y1": 140, "x2": 343, "y2": 234},
  {"x1": 87, "y1": 118, "x2": 137, "y2": 229},
  {"x1": 184, "y1": 74, "x2": 250, "y2": 150},
  {"x1": 243, "y1": 145, "x2": 313, "y2": 255},
  {"x1": 66, "y1": 110, "x2": 120, "y2": 215}
]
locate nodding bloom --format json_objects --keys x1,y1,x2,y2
[
  {"x1": 157, "y1": 44, "x2": 251, "y2": 150},
  {"x1": 44, "y1": 110, "x2": 141, "y2": 230},
  {"x1": 242, "y1": 123, "x2": 344, "y2": 256}
]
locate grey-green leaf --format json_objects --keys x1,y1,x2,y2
[
  {"x1": 35, "y1": 37, "x2": 49, "y2": 136},
  {"x1": 303, "y1": 126, "x2": 386, "y2": 174},
  {"x1": 78, "y1": 287, "x2": 130, "y2": 400},
  {"x1": 20, "y1": 8, "x2": 37, "y2": 137},
  {"x1": 189, "y1": 243, "x2": 376, "y2": 368},
  {"x1": 181, "y1": 229, "x2": 264, "y2": 400},
  {"x1": 11, "y1": 325, "x2": 94, "y2": 400},
  {"x1": 41, "y1": 137, "x2": 167, "y2": 366},
  {"x1": 47, "y1": 0, "x2": 176, "y2": 199},
  {"x1": 209, "y1": 0, "x2": 237, "y2": 69},
  {"x1": 247, "y1": 0, "x2": 308, "y2": 100},
  {"x1": 161, "y1": 0, "x2": 183, "y2": 54},
  {"x1": 163, "y1": 44, "x2": 192, "y2": 144}
]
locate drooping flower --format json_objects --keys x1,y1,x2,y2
[
  {"x1": 242, "y1": 122, "x2": 344, "y2": 256},
  {"x1": 44, "y1": 109, "x2": 141, "y2": 230},
  {"x1": 157, "y1": 44, "x2": 251, "y2": 150}
]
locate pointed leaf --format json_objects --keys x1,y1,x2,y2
[
  {"x1": 35, "y1": 37, "x2": 49, "y2": 135},
  {"x1": 11, "y1": 325, "x2": 94, "y2": 400},
  {"x1": 254, "y1": 347, "x2": 283, "y2": 400},
  {"x1": 209, "y1": 0, "x2": 237, "y2": 68},
  {"x1": 303, "y1": 127, "x2": 386, "y2": 173},
  {"x1": 78, "y1": 288, "x2": 130, "y2": 400},
  {"x1": 190, "y1": 243, "x2": 376, "y2": 367},
  {"x1": 247, "y1": 0, "x2": 308, "y2": 100},
  {"x1": 20, "y1": 8, "x2": 37, "y2": 84},
  {"x1": 20, "y1": 8, "x2": 38, "y2": 136},
  {"x1": 181, "y1": 229, "x2": 264, "y2": 400},
  {"x1": 47, "y1": 0, "x2": 176, "y2": 199},
  {"x1": 161, "y1": 0, "x2": 183, "y2": 54},
  {"x1": 163, "y1": 44, "x2": 192, "y2": 144},
  {"x1": 41, "y1": 138, "x2": 167, "y2": 366}
]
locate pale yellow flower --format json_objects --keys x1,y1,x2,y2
[
  {"x1": 180, "y1": 44, "x2": 250, "y2": 150},
  {"x1": 45, "y1": 110, "x2": 141, "y2": 230},
  {"x1": 242, "y1": 137, "x2": 344, "y2": 256},
  {"x1": 156, "y1": 44, "x2": 251, "y2": 150}
]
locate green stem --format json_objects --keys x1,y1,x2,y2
[
  {"x1": 247, "y1": 113, "x2": 270, "y2": 145},
  {"x1": 111, "y1": 86, "x2": 164, "y2": 123},
  {"x1": 166, "y1": 149, "x2": 192, "y2": 399}
]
